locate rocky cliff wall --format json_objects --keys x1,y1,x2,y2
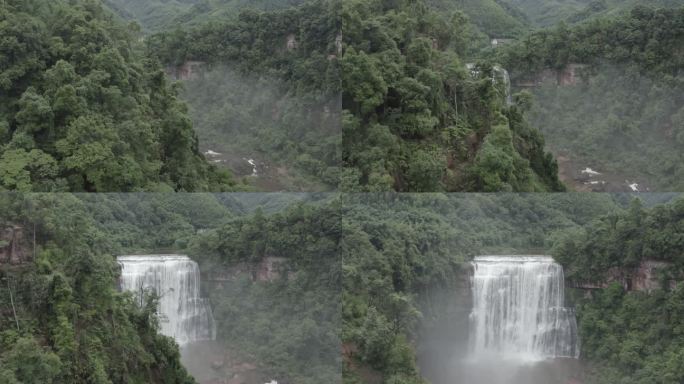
[
  {"x1": 568, "y1": 260, "x2": 678, "y2": 292},
  {"x1": 165, "y1": 61, "x2": 206, "y2": 81},
  {"x1": 0, "y1": 226, "x2": 30, "y2": 266},
  {"x1": 203, "y1": 256, "x2": 289, "y2": 287},
  {"x1": 514, "y1": 64, "x2": 587, "y2": 87}
]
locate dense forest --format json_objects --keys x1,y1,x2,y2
[
  {"x1": 1, "y1": 192, "x2": 682, "y2": 384},
  {"x1": 497, "y1": 5, "x2": 684, "y2": 190},
  {"x1": 340, "y1": 0, "x2": 684, "y2": 192},
  {"x1": 500, "y1": 0, "x2": 684, "y2": 26},
  {"x1": 3, "y1": 1, "x2": 684, "y2": 384},
  {"x1": 0, "y1": 194, "x2": 340, "y2": 383},
  {"x1": 0, "y1": 0, "x2": 238, "y2": 192},
  {"x1": 427, "y1": 0, "x2": 529, "y2": 38},
  {"x1": 144, "y1": 0, "x2": 341, "y2": 191},
  {"x1": 341, "y1": 193, "x2": 683, "y2": 383},
  {"x1": 342, "y1": 0, "x2": 564, "y2": 192},
  {"x1": 553, "y1": 197, "x2": 684, "y2": 384},
  {"x1": 104, "y1": 0, "x2": 308, "y2": 33},
  {"x1": 0, "y1": 194, "x2": 200, "y2": 383},
  {"x1": 188, "y1": 196, "x2": 341, "y2": 383}
]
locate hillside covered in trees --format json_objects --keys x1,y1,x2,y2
[
  {"x1": 553, "y1": 197, "x2": 684, "y2": 384},
  {"x1": 427, "y1": 0, "x2": 529, "y2": 38},
  {"x1": 345, "y1": 0, "x2": 684, "y2": 192},
  {"x1": 341, "y1": 193, "x2": 683, "y2": 383},
  {"x1": 0, "y1": 0, "x2": 238, "y2": 192},
  {"x1": 104, "y1": 0, "x2": 308, "y2": 33},
  {"x1": 341, "y1": 0, "x2": 564, "y2": 192},
  {"x1": 0, "y1": 193, "x2": 340, "y2": 383},
  {"x1": 499, "y1": 0, "x2": 684, "y2": 27},
  {"x1": 147, "y1": 0, "x2": 341, "y2": 191},
  {"x1": 0, "y1": 194, "x2": 204, "y2": 383},
  {"x1": 189, "y1": 196, "x2": 341, "y2": 383},
  {"x1": 497, "y1": 5, "x2": 684, "y2": 191}
]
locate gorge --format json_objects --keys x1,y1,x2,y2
[{"x1": 419, "y1": 255, "x2": 582, "y2": 384}]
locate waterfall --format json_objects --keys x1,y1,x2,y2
[
  {"x1": 118, "y1": 255, "x2": 216, "y2": 346},
  {"x1": 493, "y1": 66, "x2": 513, "y2": 106},
  {"x1": 468, "y1": 256, "x2": 579, "y2": 362},
  {"x1": 467, "y1": 64, "x2": 512, "y2": 105}
]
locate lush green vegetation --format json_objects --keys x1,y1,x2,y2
[
  {"x1": 104, "y1": 0, "x2": 307, "y2": 33},
  {"x1": 553, "y1": 197, "x2": 684, "y2": 384},
  {"x1": 575, "y1": 285, "x2": 684, "y2": 384},
  {"x1": 428, "y1": 0, "x2": 529, "y2": 37},
  {"x1": 497, "y1": 6, "x2": 684, "y2": 190},
  {"x1": 499, "y1": 0, "x2": 684, "y2": 27},
  {"x1": 525, "y1": 68, "x2": 684, "y2": 190},
  {"x1": 179, "y1": 68, "x2": 340, "y2": 191},
  {"x1": 554, "y1": 197, "x2": 684, "y2": 282},
  {"x1": 341, "y1": 0, "x2": 564, "y2": 192},
  {"x1": 0, "y1": 193, "x2": 339, "y2": 383},
  {"x1": 2, "y1": 192, "x2": 682, "y2": 384},
  {"x1": 499, "y1": 6, "x2": 684, "y2": 77},
  {"x1": 0, "y1": 194, "x2": 197, "y2": 383},
  {"x1": 499, "y1": 0, "x2": 591, "y2": 26},
  {"x1": 189, "y1": 198, "x2": 341, "y2": 383},
  {"x1": 147, "y1": 0, "x2": 341, "y2": 191},
  {"x1": 341, "y1": 193, "x2": 639, "y2": 383},
  {"x1": 0, "y1": 0, "x2": 238, "y2": 192}
]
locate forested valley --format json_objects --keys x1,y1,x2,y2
[
  {"x1": 341, "y1": 0, "x2": 564, "y2": 192},
  {"x1": 4, "y1": 0, "x2": 682, "y2": 192},
  {"x1": 497, "y1": 5, "x2": 684, "y2": 191},
  {"x1": 342, "y1": 193, "x2": 684, "y2": 384},
  {"x1": 124, "y1": 0, "x2": 341, "y2": 191},
  {"x1": 2, "y1": 1, "x2": 684, "y2": 384},
  {"x1": 2, "y1": 192, "x2": 682, "y2": 384},
  {"x1": 342, "y1": 0, "x2": 684, "y2": 192},
  {"x1": 1, "y1": 0, "x2": 339, "y2": 192},
  {"x1": 0, "y1": 193, "x2": 341, "y2": 383}
]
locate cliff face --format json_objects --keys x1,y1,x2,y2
[
  {"x1": 165, "y1": 61, "x2": 205, "y2": 81},
  {"x1": 0, "y1": 226, "x2": 30, "y2": 265},
  {"x1": 568, "y1": 260, "x2": 678, "y2": 292},
  {"x1": 203, "y1": 256, "x2": 289, "y2": 288},
  {"x1": 514, "y1": 64, "x2": 587, "y2": 87}
]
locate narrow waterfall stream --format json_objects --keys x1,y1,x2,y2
[
  {"x1": 468, "y1": 256, "x2": 579, "y2": 361},
  {"x1": 118, "y1": 255, "x2": 216, "y2": 346},
  {"x1": 493, "y1": 66, "x2": 513, "y2": 106}
]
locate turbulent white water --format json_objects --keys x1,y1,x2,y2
[
  {"x1": 468, "y1": 256, "x2": 579, "y2": 362},
  {"x1": 118, "y1": 255, "x2": 216, "y2": 346},
  {"x1": 493, "y1": 66, "x2": 513, "y2": 106}
]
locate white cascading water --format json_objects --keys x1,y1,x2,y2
[
  {"x1": 468, "y1": 256, "x2": 579, "y2": 361},
  {"x1": 467, "y1": 64, "x2": 512, "y2": 106},
  {"x1": 118, "y1": 255, "x2": 216, "y2": 346},
  {"x1": 493, "y1": 66, "x2": 513, "y2": 106}
]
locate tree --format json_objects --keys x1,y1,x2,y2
[{"x1": 0, "y1": 337, "x2": 62, "y2": 384}]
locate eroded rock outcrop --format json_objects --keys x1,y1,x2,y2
[
  {"x1": 514, "y1": 64, "x2": 587, "y2": 87},
  {"x1": 203, "y1": 257, "x2": 289, "y2": 286},
  {"x1": 255, "y1": 256, "x2": 287, "y2": 282},
  {"x1": 569, "y1": 260, "x2": 678, "y2": 292},
  {"x1": 0, "y1": 226, "x2": 30, "y2": 265},
  {"x1": 165, "y1": 61, "x2": 205, "y2": 81}
]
